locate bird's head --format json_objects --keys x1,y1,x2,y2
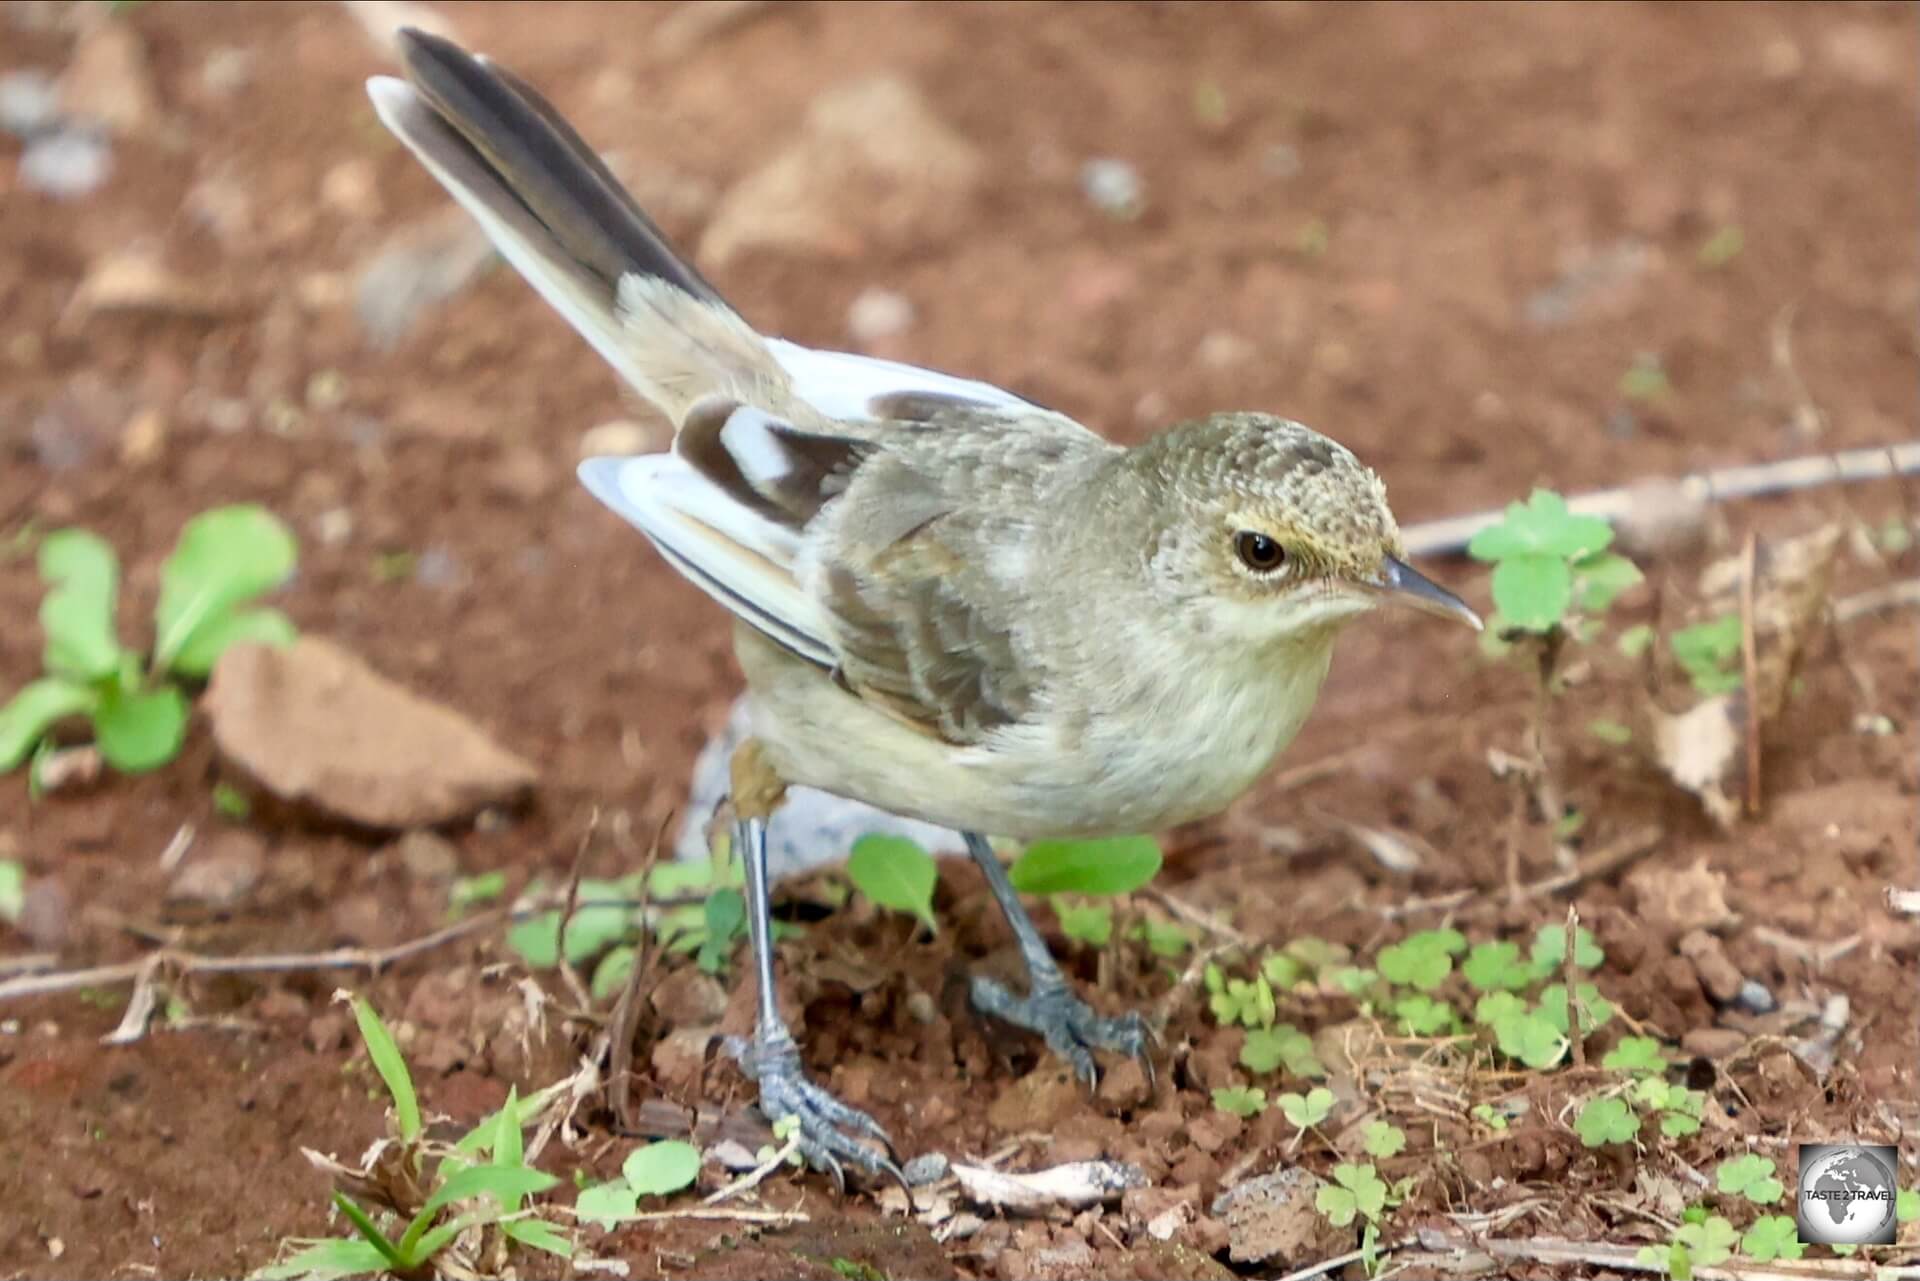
[{"x1": 1130, "y1": 412, "x2": 1480, "y2": 648}]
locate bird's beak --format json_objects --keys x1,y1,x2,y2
[{"x1": 1365, "y1": 556, "x2": 1483, "y2": 630}]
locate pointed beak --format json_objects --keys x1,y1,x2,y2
[{"x1": 1367, "y1": 556, "x2": 1483, "y2": 630}]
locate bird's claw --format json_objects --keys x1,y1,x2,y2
[
  {"x1": 969, "y1": 975, "x2": 1157, "y2": 1090},
  {"x1": 727, "y1": 1032, "x2": 908, "y2": 1196}
]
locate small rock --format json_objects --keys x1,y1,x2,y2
[
  {"x1": 488, "y1": 445, "x2": 556, "y2": 503},
  {"x1": 1680, "y1": 1027, "x2": 1747, "y2": 1060},
  {"x1": 700, "y1": 76, "x2": 983, "y2": 268},
  {"x1": 1137, "y1": 1106, "x2": 1185, "y2": 1144},
  {"x1": 1733, "y1": 979, "x2": 1776, "y2": 1014},
  {"x1": 988, "y1": 1067, "x2": 1081, "y2": 1133},
  {"x1": 1095, "y1": 1056, "x2": 1151, "y2": 1111},
  {"x1": 1123, "y1": 1183, "x2": 1200, "y2": 1240},
  {"x1": 1677, "y1": 929, "x2": 1744, "y2": 1004},
  {"x1": 56, "y1": 20, "x2": 160, "y2": 135},
  {"x1": 63, "y1": 249, "x2": 234, "y2": 325},
  {"x1": 19, "y1": 129, "x2": 111, "y2": 199},
  {"x1": 1626, "y1": 858, "x2": 1735, "y2": 940},
  {"x1": 0, "y1": 70, "x2": 59, "y2": 137},
  {"x1": 649, "y1": 967, "x2": 728, "y2": 1027},
  {"x1": 1126, "y1": 1237, "x2": 1235, "y2": 1280},
  {"x1": 1081, "y1": 157, "x2": 1145, "y2": 220},
  {"x1": 903, "y1": 1152, "x2": 950, "y2": 1186},
  {"x1": 578, "y1": 418, "x2": 656, "y2": 459},
  {"x1": 315, "y1": 508, "x2": 354, "y2": 547},
  {"x1": 847, "y1": 287, "x2": 914, "y2": 344},
  {"x1": 392, "y1": 830, "x2": 461, "y2": 882},
  {"x1": 203, "y1": 637, "x2": 538, "y2": 830},
  {"x1": 168, "y1": 832, "x2": 266, "y2": 909},
  {"x1": 320, "y1": 157, "x2": 381, "y2": 221},
  {"x1": 1169, "y1": 1149, "x2": 1220, "y2": 1188},
  {"x1": 1212, "y1": 1166, "x2": 1349, "y2": 1266}
]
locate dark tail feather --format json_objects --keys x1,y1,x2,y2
[{"x1": 396, "y1": 27, "x2": 727, "y2": 309}]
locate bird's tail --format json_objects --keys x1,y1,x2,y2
[{"x1": 367, "y1": 28, "x2": 795, "y2": 425}]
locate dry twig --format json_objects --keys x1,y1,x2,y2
[{"x1": 1739, "y1": 532, "x2": 1762, "y2": 815}]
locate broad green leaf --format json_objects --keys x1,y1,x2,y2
[
  {"x1": 1740, "y1": 1214, "x2": 1802, "y2": 1262},
  {"x1": 1537, "y1": 982, "x2": 1613, "y2": 1035},
  {"x1": 506, "y1": 878, "x2": 634, "y2": 968},
  {"x1": 153, "y1": 505, "x2": 297, "y2": 672},
  {"x1": 1008, "y1": 835, "x2": 1162, "y2": 896},
  {"x1": 1670, "y1": 615, "x2": 1741, "y2": 683},
  {"x1": 1493, "y1": 1010, "x2": 1567, "y2": 1069},
  {"x1": 0, "y1": 678, "x2": 97, "y2": 771},
  {"x1": 349, "y1": 996, "x2": 420, "y2": 1141},
  {"x1": 37, "y1": 530, "x2": 123, "y2": 682},
  {"x1": 1616, "y1": 623, "x2": 1654, "y2": 658},
  {"x1": 1601, "y1": 1036, "x2": 1669, "y2": 1074},
  {"x1": 1362, "y1": 1121, "x2": 1406, "y2": 1159},
  {"x1": 1461, "y1": 941, "x2": 1532, "y2": 992},
  {"x1": 1277, "y1": 1086, "x2": 1334, "y2": 1128},
  {"x1": 502, "y1": 1217, "x2": 573, "y2": 1257},
  {"x1": 252, "y1": 1238, "x2": 394, "y2": 1281},
  {"x1": 1316, "y1": 1184, "x2": 1360, "y2": 1227},
  {"x1": 1467, "y1": 491, "x2": 1612, "y2": 563},
  {"x1": 622, "y1": 1140, "x2": 701, "y2": 1197},
  {"x1": 1473, "y1": 991, "x2": 1527, "y2": 1027},
  {"x1": 1394, "y1": 994, "x2": 1455, "y2": 1036},
  {"x1": 1530, "y1": 924, "x2": 1603, "y2": 973},
  {"x1": 1240, "y1": 1024, "x2": 1323, "y2": 1078},
  {"x1": 1714, "y1": 1153, "x2": 1783, "y2": 1205},
  {"x1": 575, "y1": 1181, "x2": 638, "y2": 1227},
  {"x1": 92, "y1": 684, "x2": 188, "y2": 773},
  {"x1": 1673, "y1": 1216, "x2": 1735, "y2": 1268},
  {"x1": 847, "y1": 834, "x2": 938, "y2": 931},
  {"x1": 1573, "y1": 1097, "x2": 1637, "y2": 1147},
  {"x1": 1377, "y1": 940, "x2": 1451, "y2": 992},
  {"x1": 167, "y1": 606, "x2": 297, "y2": 678},
  {"x1": 591, "y1": 945, "x2": 637, "y2": 1001},
  {"x1": 1332, "y1": 1163, "x2": 1388, "y2": 1219},
  {"x1": 1490, "y1": 554, "x2": 1570, "y2": 632}
]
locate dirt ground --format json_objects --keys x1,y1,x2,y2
[{"x1": 2, "y1": 2, "x2": 1916, "y2": 1278}]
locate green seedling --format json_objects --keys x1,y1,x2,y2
[
  {"x1": 1531, "y1": 922, "x2": 1604, "y2": 973},
  {"x1": 1361, "y1": 1120, "x2": 1406, "y2": 1160},
  {"x1": 1315, "y1": 1162, "x2": 1388, "y2": 1228},
  {"x1": 1601, "y1": 1036, "x2": 1669, "y2": 1074},
  {"x1": 1393, "y1": 994, "x2": 1458, "y2": 1037},
  {"x1": 1461, "y1": 940, "x2": 1533, "y2": 993},
  {"x1": 1715, "y1": 1153, "x2": 1785, "y2": 1206},
  {"x1": 448, "y1": 871, "x2": 507, "y2": 915},
  {"x1": 0, "y1": 506, "x2": 298, "y2": 778},
  {"x1": 1629, "y1": 1077, "x2": 1706, "y2": 1137},
  {"x1": 1636, "y1": 1213, "x2": 1735, "y2": 1280},
  {"x1": 1470, "y1": 1102, "x2": 1510, "y2": 1132},
  {"x1": 1574, "y1": 1096, "x2": 1638, "y2": 1148},
  {"x1": 1206, "y1": 964, "x2": 1278, "y2": 1030},
  {"x1": 1128, "y1": 916, "x2": 1192, "y2": 958},
  {"x1": 1239, "y1": 1023, "x2": 1324, "y2": 1079},
  {"x1": 1670, "y1": 614, "x2": 1744, "y2": 696},
  {"x1": 1211, "y1": 1085, "x2": 1267, "y2": 1118},
  {"x1": 575, "y1": 1140, "x2": 702, "y2": 1226},
  {"x1": 1740, "y1": 1214, "x2": 1803, "y2": 1262},
  {"x1": 258, "y1": 1000, "x2": 566, "y2": 1279},
  {"x1": 1376, "y1": 928, "x2": 1464, "y2": 992},
  {"x1": 1053, "y1": 898, "x2": 1112, "y2": 947},
  {"x1": 847, "y1": 833, "x2": 938, "y2": 933},
  {"x1": 1469, "y1": 490, "x2": 1639, "y2": 636},
  {"x1": 1277, "y1": 1087, "x2": 1334, "y2": 1132},
  {"x1": 212, "y1": 781, "x2": 251, "y2": 821}
]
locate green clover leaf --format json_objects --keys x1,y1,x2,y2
[
  {"x1": 1361, "y1": 1121, "x2": 1406, "y2": 1160},
  {"x1": 1714, "y1": 1153, "x2": 1784, "y2": 1205},
  {"x1": 1462, "y1": 941, "x2": 1533, "y2": 992},
  {"x1": 1740, "y1": 1214, "x2": 1804, "y2": 1262},
  {"x1": 1211, "y1": 1085, "x2": 1267, "y2": 1118},
  {"x1": 1574, "y1": 1097, "x2": 1638, "y2": 1148},
  {"x1": 1277, "y1": 1087, "x2": 1334, "y2": 1130},
  {"x1": 1601, "y1": 1036, "x2": 1669, "y2": 1074}
]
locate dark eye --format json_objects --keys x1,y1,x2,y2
[{"x1": 1233, "y1": 530, "x2": 1287, "y2": 573}]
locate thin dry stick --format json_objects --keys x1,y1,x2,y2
[
  {"x1": 1409, "y1": 1230, "x2": 1920, "y2": 1280},
  {"x1": 1139, "y1": 885, "x2": 1253, "y2": 946},
  {"x1": 1834, "y1": 577, "x2": 1920, "y2": 622},
  {"x1": 702, "y1": 1134, "x2": 802, "y2": 1206},
  {"x1": 1562, "y1": 902, "x2": 1584, "y2": 1070},
  {"x1": 608, "y1": 809, "x2": 673, "y2": 1131},
  {"x1": 553, "y1": 808, "x2": 602, "y2": 1009},
  {"x1": 1380, "y1": 825, "x2": 1661, "y2": 921},
  {"x1": 1271, "y1": 1237, "x2": 1414, "y2": 1281},
  {"x1": 1399, "y1": 441, "x2": 1920, "y2": 556},
  {"x1": 1739, "y1": 532, "x2": 1762, "y2": 816}
]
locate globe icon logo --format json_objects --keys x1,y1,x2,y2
[{"x1": 1796, "y1": 1144, "x2": 1899, "y2": 1246}]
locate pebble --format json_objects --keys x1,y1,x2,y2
[
  {"x1": 903, "y1": 1152, "x2": 950, "y2": 1186},
  {"x1": 1081, "y1": 157, "x2": 1145, "y2": 220},
  {"x1": 0, "y1": 70, "x2": 59, "y2": 137},
  {"x1": 1732, "y1": 979, "x2": 1777, "y2": 1015},
  {"x1": 1680, "y1": 1026, "x2": 1747, "y2": 1060},
  {"x1": 19, "y1": 129, "x2": 112, "y2": 199},
  {"x1": 1677, "y1": 929, "x2": 1744, "y2": 1004},
  {"x1": 393, "y1": 830, "x2": 461, "y2": 882}
]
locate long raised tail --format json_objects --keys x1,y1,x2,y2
[{"x1": 367, "y1": 28, "x2": 797, "y2": 426}]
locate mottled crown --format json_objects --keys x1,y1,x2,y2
[{"x1": 1138, "y1": 412, "x2": 1403, "y2": 579}]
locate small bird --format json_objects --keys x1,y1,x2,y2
[{"x1": 370, "y1": 30, "x2": 1480, "y2": 1189}]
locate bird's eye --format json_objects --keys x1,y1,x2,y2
[{"x1": 1233, "y1": 530, "x2": 1288, "y2": 573}]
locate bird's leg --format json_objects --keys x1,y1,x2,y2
[
  {"x1": 963, "y1": 831, "x2": 1155, "y2": 1087},
  {"x1": 724, "y1": 740, "x2": 905, "y2": 1192}
]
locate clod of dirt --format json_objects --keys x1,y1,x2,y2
[
  {"x1": 1122, "y1": 1182, "x2": 1201, "y2": 1241},
  {"x1": 1095, "y1": 1056, "x2": 1152, "y2": 1111},
  {"x1": 1676, "y1": 929, "x2": 1744, "y2": 1004},
  {"x1": 1211, "y1": 1165, "x2": 1350, "y2": 1266},
  {"x1": 390, "y1": 830, "x2": 461, "y2": 883},
  {"x1": 1680, "y1": 1027, "x2": 1747, "y2": 1060},
  {"x1": 1626, "y1": 857, "x2": 1734, "y2": 941},
  {"x1": 699, "y1": 76, "x2": 983, "y2": 269},
  {"x1": 56, "y1": 19, "x2": 161, "y2": 136},
  {"x1": 649, "y1": 967, "x2": 729, "y2": 1027},
  {"x1": 988, "y1": 1065, "x2": 1082, "y2": 1133},
  {"x1": 204, "y1": 637, "x2": 538, "y2": 831},
  {"x1": 18, "y1": 876, "x2": 71, "y2": 951},
  {"x1": 167, "y1": 831, "x2": 267, "y2": 911},
  {"x1": 1122, "y1": 1238, "x2": 1237, "y2": 1280},
  {"x1": 651, "y1": 1026, "x2": 718, "y2": 1093},
  {"x1": 757, "y1": 1218, "x2": 959, "y2": 1281}
]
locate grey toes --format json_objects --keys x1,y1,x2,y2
[
  {"x1": 731, "y1": 1033, "x2": 907, "y2": 1196},
  {"x1": 970, "y1": 976, "x2": 1158, "y2": 1088}
]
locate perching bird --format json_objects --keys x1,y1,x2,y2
[{"x1": 369, "y1": 29, "x2": 1480, "y2": 1189}]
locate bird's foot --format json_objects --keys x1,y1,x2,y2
[
  {"x1": 727, "y1": 1029, "x2": 907, "y2": 1195},
  {"x1": 970, "y1": 974, "x2": 1155, "y2": 1088}
]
